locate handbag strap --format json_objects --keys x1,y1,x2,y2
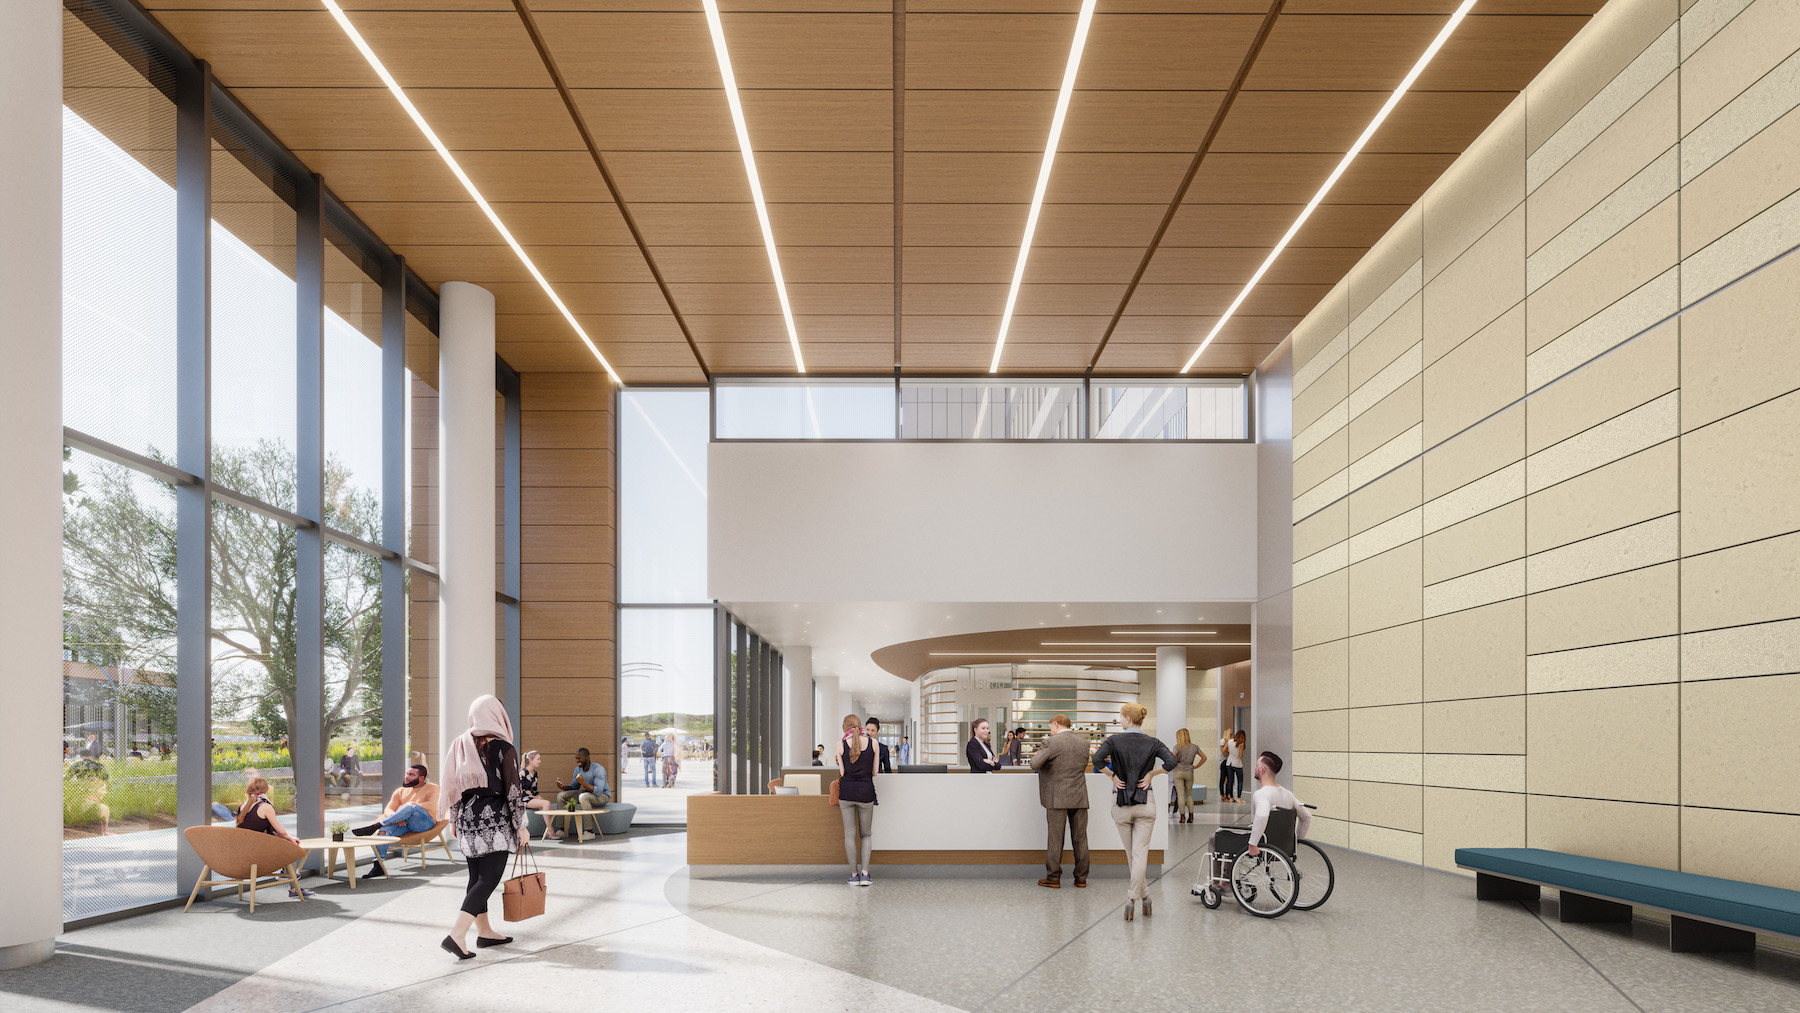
[{"x1": 511, "y1": 842, "x2": 539, "y2": 878}]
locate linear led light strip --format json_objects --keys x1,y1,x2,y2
[
  {"x1": 320, "y1": 0, "x2": 621, "y2": 385},
  {"x1": 990, "y1": 0, "x2": 1100, "y2": 374},
  {"x1": 702, "y1": 0, "x2": 806, "y2": 373},
  {"x1": 1179, "y1": 0, "x2": 1477, "y2": 373}
]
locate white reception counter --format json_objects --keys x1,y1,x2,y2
[{"x1": 687, "y1": 770, "x2": 1169, "y2": 866}]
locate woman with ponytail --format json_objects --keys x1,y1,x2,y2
[{"x1": 836, "y1": 713, "x2": 878, "y2": 887}]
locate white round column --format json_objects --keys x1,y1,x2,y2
[
  {"x1": 1155, "y1": 646, "x2": 1187, "y2": 749},
  {"x1": 782, "y1": 647, "x2": 814, "y2": 768},
  {"x1": 813, "y1": 675, "x2": 841, "y2": 754},
  {"x1": 438, "y1": 282, "x2": 498, "y2": 767},
  {"x1": 0, "y1": 0, "x2": 65, "y2": 969}
]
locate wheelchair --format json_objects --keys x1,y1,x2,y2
[{"x1": 1191, "y1": 804, "x2": 1334, "y2": 918}]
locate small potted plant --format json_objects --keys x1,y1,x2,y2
[
  {"x1": 564, "y1": 797, "x2": 579, "y2": 812},
  {"x1": 329, "y1": 820, "x2": 348, "y2": 842}
]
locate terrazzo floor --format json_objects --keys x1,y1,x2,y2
[{"x1": 5, "y1": 804, "x2": 1800, "y2": 1012}]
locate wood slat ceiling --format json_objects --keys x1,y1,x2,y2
[{"x1": 142, "y1": 0, "x2": 1603, "y2": 382}]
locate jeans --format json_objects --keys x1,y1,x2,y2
[
  {"x1": 211, "y1": 802, "x2": 235, "y2": 823},
  {"x1": 840, "y1": 801, "x2": 874, "y2": 873},
  {"x1": 1227, "y1": 765, "x2": 1244, "y2": 799},
  {"x1": 643, "y1": 756, "x2": 659, "y2": 786},
  {"x1": 374, "y1": 802, "x2": 437, "y2": 858},
  {"x1": 1110, "y1": 803, "x2": 1157, "y2": 901}
]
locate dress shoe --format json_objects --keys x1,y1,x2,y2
[
  {"x1": 441, "y1": 936, "x2": 474, "y2": 960},
  {"x1": 352, "y1": 824, "x2": 379, "y2": 837},
  {"x1": 361, "y1": 861, "x2": 386, "y2": 880},
  {"x1": 475, "y1": 935, "x2": 513, "y2": 948},
  {"x1": 1037, "y1": 878, "x2": 1061, "y2": 889},
  {"x1": 1074, "y1": 879, "x2": 1087, "y2": 888}
]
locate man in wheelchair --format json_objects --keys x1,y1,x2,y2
[{"x1": 1207, "y1": 750, "x2": 1310, "y2": 862}]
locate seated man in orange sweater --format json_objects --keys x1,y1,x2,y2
[{"x1": 353, "y1": 763, "x2": 440, "y2": 878}]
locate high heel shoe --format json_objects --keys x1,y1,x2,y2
[
  {"x1": 1124, "y1": 899, "x2": 1135, "y2": 922},
  {"x1": 442, "y1": 935, "x2": 475, "y2": 960},
  {"x1": 1142, "y1": 897, "x2": 1153, "y2": 917}
]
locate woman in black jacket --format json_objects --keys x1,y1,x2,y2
[
  {"x1": 966, "y1": 718, "x2": 1001, "y2": 773},
  {"x1": 1091, "y1": 703, "x2": 1176, "y2": 921}
]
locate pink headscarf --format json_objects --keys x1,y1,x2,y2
[{"x1": 438, "y1": 695, "x2": 514, "y2": 820}]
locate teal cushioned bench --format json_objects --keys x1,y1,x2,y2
[{"x1": 1456, "y1": 847, "x2": 1800, "y2": 952}]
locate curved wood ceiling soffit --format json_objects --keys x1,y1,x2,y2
[{"x1": 873, "y1": 622, "x2": 1253, "y2": 681}]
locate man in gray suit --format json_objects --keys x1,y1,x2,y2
[{"x1": 1029, "y1": 713, "x2": 1090, "y2": 888}]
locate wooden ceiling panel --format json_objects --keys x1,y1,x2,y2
[
  {"x1": 346, "y1": 201, "x2": 630, "y2": 249},
  {"x1": 1041, "y1": 153, "x2": 1202, "y2": 205},
  {"x1": 904, "y1": 90, "x2": 1062, "y2": 153},
  {"x1": 1013, "y1": 282, "x2": 1131, "y2": 317},
  {"x1": 1185, "y1": 152, "x2": 1456, "y2": 206},
  {"x1": 903, "y1": 340, "x2": 1093, "y2": 373},
  {"x1": 568, "y1": 89, "x2": 734, "y2": 150},
  {"x1": 292, "y1": 149, "x2": 608, "y2": 203},
  {"x1": 664, "y1": 282, "x2": 785, "y2": 318},
  {"x1": 539, "y1": 12, "x2": 892, "y2": 90},
  {"x1": 633, "y1": 204, "x2": 893, "y2": 247},
  {"x1": 1060, "y1": 91, "x2": 1224, "y2": 153},
  {"x1": 496, "y1": 312, "x2": 684, "y2": 345},
  {"x1": 906, "y1": 13, "x2": 1084, "y2": 90},
  {"x1": 901, "y1": 284, "x2": 1005, "y2": 317},
  {"x1": 687, "y1": 314, "x2": 893, "y2": 346},
  {"x1": 1107, "y1": 312, "x2": 1305, "y2": 346},
  {"x1": 903, "y1": 315, "x2": 1103, "y2": 344},
  {"x1": 1211, "y1": 90, "x2": 1515, "y2": 154},
  {"x1": 904, "y1": 204, "x2": 1164, "y2": 247},
  {"x1": 766, "y1": 204, "x2": 896, "y2": 246},
  {"x1": 1140, "y1": 246, "x2": 1367, "y2": 286},
  {"x1": 484, "y1": 281, "x2": 671, "y2": 316},
  {"x1": 632, "y1": 204, "x2": 766, "y2": 246},
  {"x1": 154, "y1": 12, "x2": 549, "y2": 89},
  {"x1": 702, "y1": 341, "x2": 893, "y2": 374},
  {"x1": 1280, "y1": 2, "x2": 1602, "y2": 12},
  {"x1": 902, "y1": 246, "x2": 1145, "y2": 284},
  {"x1": 1093, "y1": 341, "x2": 1273, "y2": 373},
  {"x1": 1159, "y1": 202, "x2": 1406, "y2": 250},
  {"x1": 654, "y1": 246, "x2": 893, "y2": 284},
  {"x1": 740, "y1": 90, "x2": 895, "y2": 151},
  {"x1": 1247, "y1": 14, "x2": 1588, "y2": 91},
  {"x1": 904, "y1": 152, "x2": 1036, "y2": 205},
  {"x1": 232, "y1": 87, "x2": 578, "y2": 152},
  {"x1": 1078, "y1": 14, "x2": 1269, "y2": 90},
  {"x1": 602, "y1": 151, "x2": 889, "y2": 203},
  {"x1": 397, "y1": 245, "x2": 657, "y2": 287},
  {"x1": 786, "y1": 284, "x2": 895, "y2": 315},
  {"x1": 1125, "y1": 282, "x2": 1332, "y2": 317}
]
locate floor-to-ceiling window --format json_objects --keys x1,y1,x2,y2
[
  {"x1": 618, "y1": 388, "x2": 714, "y2": 823},
  {"x1": 58, "y1": 0, "x2": 439, "y2": 923}
]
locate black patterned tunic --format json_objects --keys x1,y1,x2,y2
[{"x1": 453, "y1": 738, "x2": 528, "y2": 859}]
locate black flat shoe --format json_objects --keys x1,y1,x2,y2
[
  {"x1": 352, "y1": 824, "x2": 379, "y2": 837},
  {"x1": 475, "y1": 936, "x2": 514, "y2": 948},
  {"x1": 361, "y1": 862, "x2": 386, "y2": 880},
  {"x1": 442, "y1": 936, "x2": 474, "y2": 960}
]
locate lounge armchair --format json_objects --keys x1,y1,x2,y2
[
  {"x1": 181, "y1": 826, "x2": 307, "y2": 914},
  {"x1": 388, "y1": 819, "x2": 454, "y2": 868}
]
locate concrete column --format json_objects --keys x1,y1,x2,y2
[
  {"x1": 782, "y1": 647, "x2": 813, "y2": 768},
  {"x1": 2, "y1": 0, "x2": 65, "y2": 968},
  {"x1": 813, "y1": 675, "x2": 840, "y2": 756},
  {"x1": 438, "y1": 283, "x2": 498, "y2": 769},
  {"x1": 0, "y1": 0, "x2": 63, "y2": 968},
  {"x1": 1155, "y1": 646, "x2": 1187, "y2": 749}
]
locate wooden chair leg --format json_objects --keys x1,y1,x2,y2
[
  {"x1": 183, "y1": 867, "x2": 210, "y2": 912},
  {"x1": 247, "y1": 865, "x2": 258, "y2": 914},
  {"x1": 287, "y1": 864, "x2": 303, "y2": 899}
]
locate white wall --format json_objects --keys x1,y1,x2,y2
[
  {"x1": 1253, "y1": 340, "x2": 1295, "y2": 787},
  {"x1": 710, "y1": 441, "x2": 1258, "y2": 603}
]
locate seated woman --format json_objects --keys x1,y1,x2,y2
[
  {"x1": 235, "y1": 777, "x2": 312, "y2": 899},
  {"x1": 519, "y1": 750, "x2": 562, "y2": 840}
]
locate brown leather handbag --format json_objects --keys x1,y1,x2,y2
[
  {"x1": 502, "y1": 845, "x2": 547, "y2": 921},
  {"x1": 828, "y1": 776, "x2": 841, "y2": 807}
]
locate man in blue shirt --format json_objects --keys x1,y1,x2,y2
[
  {"x1": 641, "y1": 733, "x2": 660, "y2": 787},
  {"x1": 555, "y1": 748, "x2": 610, "y2": 808}
]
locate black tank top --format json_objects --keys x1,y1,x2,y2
[{"x1": 237, "y1": 794, "x2": 281, "y2": 836}]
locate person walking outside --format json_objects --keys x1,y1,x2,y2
[
  {"x1": 1170, "y1": 729, "x2": 1205, "y2": 822},
  {"x1": 1029, "y1": 713, "x2": 1090, "y2": 889},
  {"x1": 662, "y1": 733, "x2": 681, "y2": 787},
  {"x1": 438, "y1": 695, "x2": 528, "y2": 959},
  {"x1": 837, "y1": 714, "x2": 878, "y2": 887},
  {"x1": 1092, "y1": 703, "x2": 1176, "y2": 921},
  {"x1": 641, "y1": 732, "x2": 660, "y2": 788}
]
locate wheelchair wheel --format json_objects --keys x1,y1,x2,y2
[
  {"x1": 1200, "y1": 886, "x2": 1221, "y2": 909},
  {"x1": 1231, "y1": 849, "x2": 1298, "y2": 918},
  {"x1": 1292, "y1": 839, "x2": 1335, "y2": 911}
]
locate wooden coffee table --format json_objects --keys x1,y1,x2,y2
[
  {"x1": 540, "y1": 809, "x2": 605, "y2": 843},
  {"x1": 298, "y1": 836, "x2": 399, "y2": 888}
]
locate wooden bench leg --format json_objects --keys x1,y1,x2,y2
[
  {"x1": 1476, "y1": 873, "x2": 1540, "y2": 902},
  {"x1": 1670, "y1": 915, "x2": 1755, "y2": 953},
  {"x1": 1559, "y1": 891, "x2": 1632, "y2": 924}
]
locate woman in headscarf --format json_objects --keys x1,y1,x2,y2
[{"x1": 439, "y1": 695, "x2": 529, "y2": 959}]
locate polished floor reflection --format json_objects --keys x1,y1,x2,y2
[{"x1": 5, "y1": 808, "x2": 1799, "y2": 1013}]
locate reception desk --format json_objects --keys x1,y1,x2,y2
[{"x1": 688, "y1": 772, "x2": 1166, "y2": 866}]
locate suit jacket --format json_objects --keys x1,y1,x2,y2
[
  {"x1": 877, "y1": 741, "x2": 892, "y2": 774},
  {"x1": 967, "y1": 737, "x2": 1001, "y2": 773},
  {"x1": 1029, "y1": 729, "x2": 1090, "y2": 809}
]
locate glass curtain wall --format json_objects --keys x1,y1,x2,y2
[
  {"x1": 1090, "y1": 379, "x2": 1250, "y2": 440},
  {"x1": 58, "y1": 0, "x2": 439, "y2": 923},
  {"x1": 618, "y1": 389, "x2": 714, "y2": 824},
  {"x1": 900, "y1": 381, "x2": 1082, "y2": 439},
  {"x1": 718, "y1": 613, "x2": 783, "y2": 796}
]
